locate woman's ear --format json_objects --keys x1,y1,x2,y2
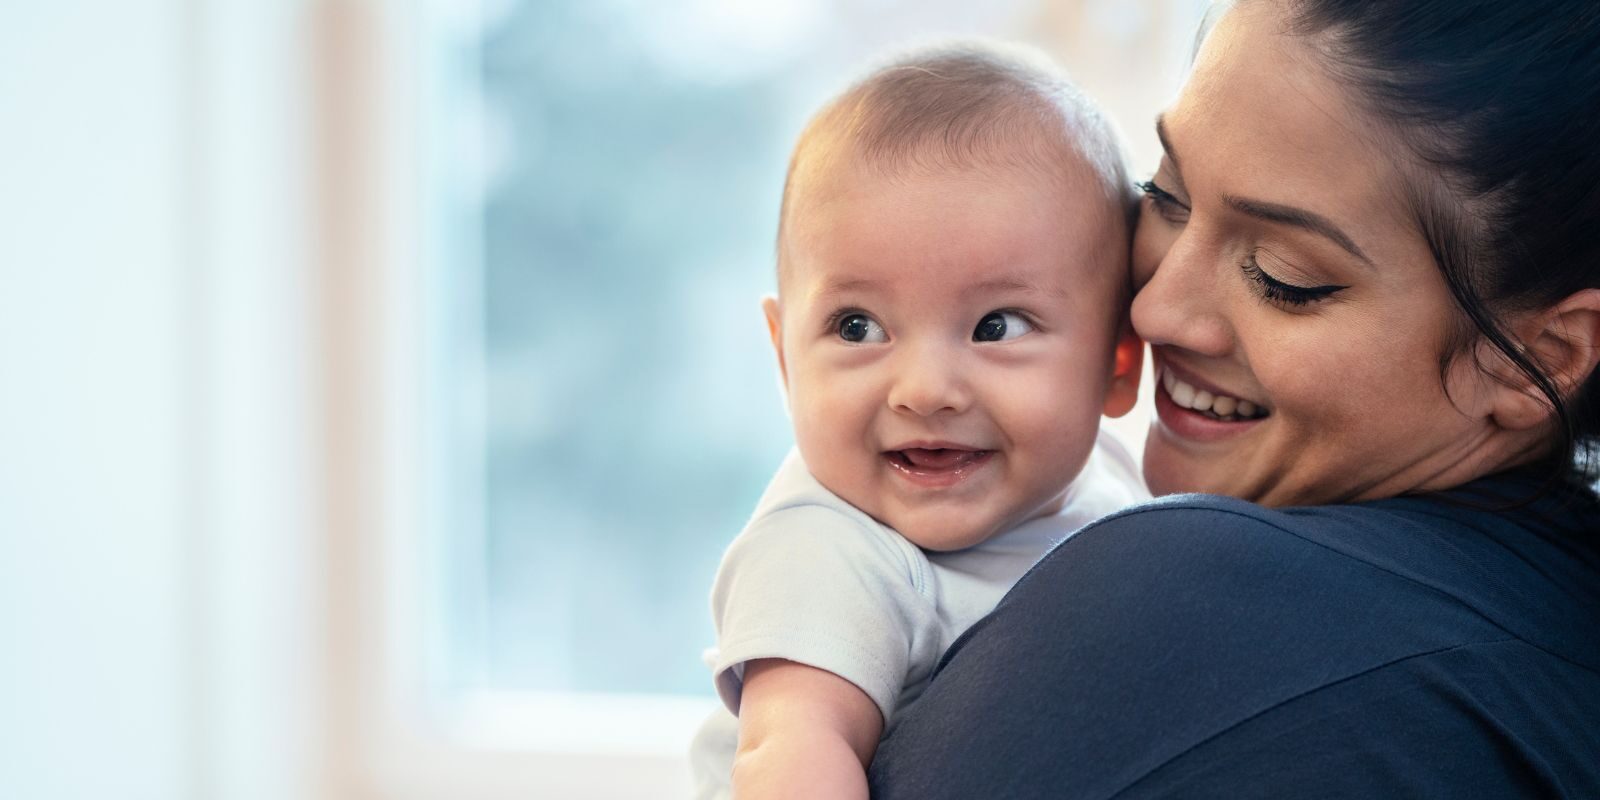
[
  {"x1": 1102, "y1": 320, "x2": 1145, "y2": 418},
  {"x1": 1489, "y1": 288, "x2": 1600, "y2": 431},
  {"x1": 762, "y1": 295, "x2": 789, "y2": 392}
]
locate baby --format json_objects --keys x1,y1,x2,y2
[{"x1": 691, "y1": 41, "x2": 1148, "y2": 798}]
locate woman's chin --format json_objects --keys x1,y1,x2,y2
[
  {"x1": 1141, "y1": 459, "x2": 1204, "y2": 499},
  {"x1": 1140, "y1": 444, "x2": 1197, "y2": 498},
  {"x1": 1140, "y1": 435, "x2": 1269, "y2": 503}
]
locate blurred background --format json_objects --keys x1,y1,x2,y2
[{"x1": 0, "y1": 0, "x2": 1206, "y2": 797}]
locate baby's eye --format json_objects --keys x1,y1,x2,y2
[
  {"x1": 973, "y1": 311, "x2": 1033, "y2": 342},
  {"x1": 837, "y1": 313, "x2": 887, "y2": 343}
]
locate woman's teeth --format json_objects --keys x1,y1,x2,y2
[{"x1": 1162, "y1": 368, "x2": 1268, "y2": 421}]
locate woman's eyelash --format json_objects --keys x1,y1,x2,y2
[
  {"x1": 1136, "y1": 180, "x2": 1174, "y2": 202},
  {"x1": 1137, "y1": 180, "x2": 1189, "y2": 217},
  {"x1": 1241, "y1": 253, "x2": 1347, "y2": 307}
]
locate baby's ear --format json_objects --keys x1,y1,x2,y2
[
  {"x1": 1488, "y1": 288, "x2": 1600, "y2": 431},
  {"x1": 762, "y1": 296, "x2": 789, "y2": 391},
  {"x1": 1102, "y1": 320, "x2": 1144, "y2": 419}
]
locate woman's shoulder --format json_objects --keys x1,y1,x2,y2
[
  {"x1": 867, "y1": 490, "x2": 1600, "y2": 798},
  {"x1": 1057, "y1": 483, "x2": 1600, "y2": 598},
  {"x1": 1007, "y1": 492, "x2": 1509, "y2": 647},
  {"x1": 1036, "y1": 491, "x2": 1433, "y2": 596},
  {"x1": 1036, "y1": 486, "x2": 1600, "y2": 671}
]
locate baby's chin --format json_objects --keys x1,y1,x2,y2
[
  {"x1": 886, "y1": 506, "x2": 1027, "y2": 553},
  {"x1": 898, "y1": 525, "x2": 997, "y2": 553},
  {"x1": 866, "y1": 486, "x2": 1071, "y2": 552}
]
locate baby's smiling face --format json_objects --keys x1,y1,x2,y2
[{"x1": 766, "y1": 155, "x2": 1139, "y2": 551}]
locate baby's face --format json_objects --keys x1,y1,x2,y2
[{"x1": 767, "y1": 159, "x2": 1136, "y2": 551}]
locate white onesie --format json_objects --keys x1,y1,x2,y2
[{"x1": 689, "y1": 428, "x2": 1147, "y2": 798}]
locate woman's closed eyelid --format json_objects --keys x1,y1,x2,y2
[
  {"x1": 1139, "y1": 179, "x2": 1191, "y2": 223},
  {"x1": 1151, "y1": 152, "x2": 1186, "y2": 191},
  {"x1": 1157, "y1": 174, "x2": 1189, "y2": 204},
  {"x1": 1241, "y1": 248, "x2": 1348, "y2": 308}
]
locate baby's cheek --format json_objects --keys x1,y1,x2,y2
[
  {"x1": 787, "y1": 396, "x2": 841, "y2": 466},
  {"x1": 1015, "y1": 375, "x2": 1104, "y2": 465}
]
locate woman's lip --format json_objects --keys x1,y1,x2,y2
[
  {"x1": 882, "y1": 448, "x2": 995, "y2": 489},
  {"x1": 1153, "y1": 377, "x2": 1267, "y2": 443}
]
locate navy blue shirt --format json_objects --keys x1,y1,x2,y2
[{"x1": 868, "y1": 472, "x2": 1600, "y2": 798}]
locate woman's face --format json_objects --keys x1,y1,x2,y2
[{"x1": 1132, "y1": 2, "x2": 1513, "y2": 506}]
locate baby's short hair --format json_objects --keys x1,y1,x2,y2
[{"x1": 777, "y1": 40, "x2": 1132, "y2": 271}]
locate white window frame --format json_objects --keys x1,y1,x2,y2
[
  {"x1": 315, "y1": 2, "x2": 716, "y2": 797},
  {"x1": 310, "y1": 2, "x2": 1197, "y2": 796}
]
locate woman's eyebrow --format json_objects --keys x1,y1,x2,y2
[
  {"x1": 1222, "y1": 195, "x2": 1375, "y2": 268},
  {"x1": 1157, "y1": 114, "x2": 1373, "y2": 269},
  {"x1": 1155, "y1": 115, "x2": 1181, "y2": 170}
]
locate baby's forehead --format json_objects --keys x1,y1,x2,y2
[
  {"x1": 778, "y1": 100, "x2": 1131, "y2": 257},
  {"x1": 795, "y1": 130, "x2": 1115, "y2": 208},
  {"x1": 772, "y1": 43, "x2": 1133, "y2": 297},
  {"x1": 781, "y1": 157, "x2": 1128, "y2": 302},
  {"x1": 787, "y1": 141, "x2": 1126, "y2": 251}
]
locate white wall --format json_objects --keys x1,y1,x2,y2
[
  {"x1": 0, "y1": 2, "x2": 322, "y2": 798},
  {"x1": 0, "y1": 3, "x2": 193, "y2": 798}
]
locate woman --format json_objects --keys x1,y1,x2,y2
[{"x1": 867, "y1": 0, "x2": 1600, "y2": 796}]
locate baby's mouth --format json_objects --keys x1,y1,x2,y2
[{"x1": 885, "y1": 447, "x2": 993, "y2": 473}]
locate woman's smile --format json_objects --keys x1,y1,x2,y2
[{"x1": 1152, "y1": 356, "x2": 1271, "y2": 444}]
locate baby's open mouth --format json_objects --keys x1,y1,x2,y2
[{"x1": 885, "y1": 448, "x2": 993, "y2": 472}]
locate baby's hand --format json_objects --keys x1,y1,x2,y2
[{"x1": 731, "y1": 659, "x2": 883, "y2": 800}]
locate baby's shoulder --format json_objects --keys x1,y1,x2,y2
[{"x1": 730, "y1": 450, "x2": 931, "y2": 592}]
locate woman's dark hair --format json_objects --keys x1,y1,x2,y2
[{"x1": 1266, "y1": 0, "x2": 1600, "y2": 485}]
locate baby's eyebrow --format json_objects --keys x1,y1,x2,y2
[
  {"x1": 811, "y1": 275, "x2": 1063, "y2": 300},
  {"x1": 812, "y1": 276, "x2": 882, "y2": 299},
  {"x1": 968, "y1": 277, "x2": 1065, "y2": 298}
]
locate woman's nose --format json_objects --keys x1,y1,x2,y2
[
  {"x1": 1130, "y1": 228, "x2": 1233, "y2": 357},
  {"x1": 887, "y1": 346, "x2": 972, "y2": 418}
]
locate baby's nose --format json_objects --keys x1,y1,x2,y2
[{"x1": 887, "y1": 354, "x2": 972, "y2": 417}]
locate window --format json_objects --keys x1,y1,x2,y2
[{"x1": 395, "y1": 0, "x2": 1203, "y2": 793}]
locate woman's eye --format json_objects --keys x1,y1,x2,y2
[
  {"x1": 837, "y1": 313, "x2": 887, "y2": 343},
  {"x1": 1240, "y1": 252, "x2": 1347, "y2": 308},
  {"x1": 1137, "y1": 179, "x2": 1190, "y2": 224},
  {"x1": 973, "y1": 311, "x2": 1034, "y2": 342}
]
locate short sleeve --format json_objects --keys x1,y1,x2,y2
[{"x1": 709, "y1": 503, "x2": 941, "y2": 723}]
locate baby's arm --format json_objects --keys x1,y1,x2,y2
[{"x1": 733, "y1": 659, "x2": 883, "y2": 800}]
